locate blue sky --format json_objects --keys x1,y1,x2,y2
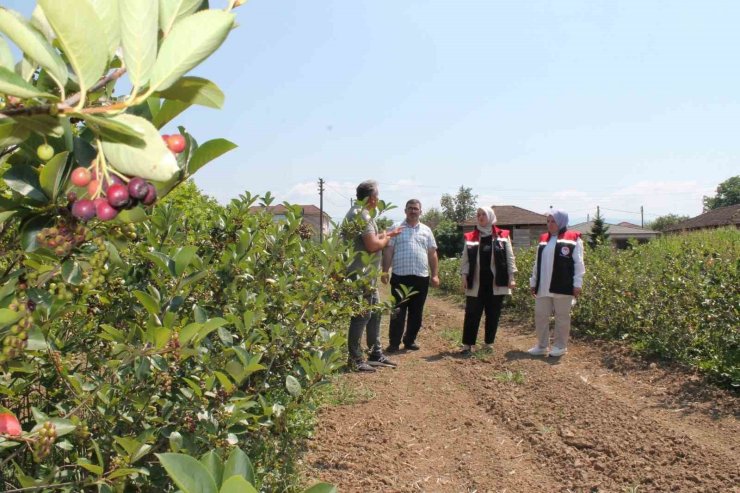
[{"x1": 4, "y1": 1, "x2": 739, "y2": 225}]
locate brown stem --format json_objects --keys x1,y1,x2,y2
[{"x1": 0, "y1": 68, "x2": 128, "y2": 118}]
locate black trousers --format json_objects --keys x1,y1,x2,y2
[
  {"x1": 389, "y1": 274, "x2": 430, "y2": 346},
  {"x1": 462, "y1": 291, "x2": 504, "y2": 346}
]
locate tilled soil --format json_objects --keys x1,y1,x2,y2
[{"x1": 303, "y1": 293, "x2": 739, "y2": 493}]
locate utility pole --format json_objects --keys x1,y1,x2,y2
[
  {"x1": 318, "y1": 178, "x2": 325, "y2": 242},
  {"x1": 640, "y1": 206, "x2": 644, "y2": 228}
]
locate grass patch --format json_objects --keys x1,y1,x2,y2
[
  {"x1": 471, "y1": 346, "x2": 493, "y2": 361},
  {"x1": 493, "y1": 369, "x2": 526, "y2": 384},
  {"x1": 440, "y1": 326, "x2": 461, "y2": 345},
  {"x1": 320, "y1": 376, "x2": 376, "y2": 406}
]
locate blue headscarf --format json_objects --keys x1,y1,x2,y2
[{"x1": 549, "y1": 209, "x2": 569, "y2": 233}]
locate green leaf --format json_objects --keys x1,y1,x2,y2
[
  {"x1": 0, "y1": 35, "x2": 13, "y2": 69},
  {"x1": 119, "y1": 0, "x2": 158, "y2": 89},
  {"x1": 38, "y1": 150, "x2": 69, "y2": 200},
  {"x1": 159, "y1": 0, "x2": 203, "y2": 36},
  {"x1": 5, "y1": 164, "x2": 47, "y2": 203},
  {"x1": 152, "y1": 98, "x2": 189, "y2": 129},
  {"x1": 134, "y1": 290, "x2": 160, "y2": 316},
  {"x1": 173, "y1": 245, "x2": 198, "y2": 276},
  {"x1": 38, "y1": 0, "x2": 108, "y2": 106},
  {"x1": 12, "y1": 115, "x2": 64, "y2": 138},
  {"x1": 213, "y1": 371, "x2": 234, "y2": 393},
  {"x1": 77, "y1": 114, "x2": 145, "y2": 146},
  {"x1": 302, "y1": 484, "x2": 338, "y2": 493},
  {"x1": 143, "y1": 251, "x2": 175, "y2": 276},
  {"x1": 220, "y1": 476, "x2": 257, "y2": 493},
  {"x1": 48, "y1": 418, "x2": 76, "y2": 437},
  {"x1": 25, "y1": 326, "x2": 47, "y2": 351},
  {"x1": 157, "y1": 453, "x2": 218, "y2": 493},
  {"x1": 0, "y1": 66, "x2": 57, "y2": 99},
  {"x1": 0, "y1": 119, "x2": 29, "y2": 147},
  {"x1": 116, "y1": 206, "x2": 148, "y2": 223},
  {"x1": 148, "y1": 10, "x2": 235, "y2": 93},
  {"x1": 285, "y1": 375, "x2": 302, "y2": 397},
  {"x1": 76, "y1": 458, "x2": 104, "y2": 476},
  {"x1": 101, "y1": 114, "x2": 180, "y2": 181},
  {"x1": 222, "y1": 448, "x2": 254, "y2": 485},
  {"x1": 0, "y1": 308, "x2": 23, "y2": 327},
  {"x1": 156, "y1": 76, "x2": 224, "y2": 108},
  {"x1": 200, "y1": 451, "x2": 223, "y2": 487},
  {"x1": 61, "y1": 260, "x2": 82, "y2": 285},
  {"x1": 0, "y1": 7, "x2": 68, "y2": 92},
  {"x1": 188, "y1": 139, "x2": 237, "y2": 176},
  {"x1": 88, "y1": 0, "x2": 121, "y2": 59},
  {"x1": 0, "y1": 211, "x2": 16, "y2": 225}
]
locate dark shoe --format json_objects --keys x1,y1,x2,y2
[
  {"x1": 385, "y1": 344, "x2": 400, "y2": 353},
  {"x1": 368, "y1": 353, "x2": 398, "y2": 368},
  {"x1": 349, "y1": 360, "x2": 376, "y2": 372},
  {"x1": 460, "y1": 345, "x2": 472, "y2": 356},
  {"x1": 404, "y1": 342, "x2": 420, "y2": 351}
]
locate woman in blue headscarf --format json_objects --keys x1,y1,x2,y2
[{"x1": 527, "y1": 209, "x2": 585, "y2": 357}]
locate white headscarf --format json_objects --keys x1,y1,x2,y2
[
  {"x1": 476, "y1": 207, "x2": 497, "y2": 237},
  {"x1": 548, "y1": 209, "x2": 569, "y2": 232}
]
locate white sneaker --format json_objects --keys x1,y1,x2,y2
[
  {"x1": 549, "y1": 346, "x2": 567, "y2": 357},
  {"x1": 527, "y1": 345, "x2": 548, "y2": 356}
]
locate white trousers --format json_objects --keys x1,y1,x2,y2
[{"x1": 534, "y1": 296, "x2": 573, "y2": 350}]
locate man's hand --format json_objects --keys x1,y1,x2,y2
[
  {"x1": 461, "y1": 276, "x2": 468, "y2": 291},
  {"x1": 531, "y1": 287, "x2": 537, "y2": 297},
  {"x1": 381, "y1": 272, "x2": 390, "y2": 285},
  {"x1": 508, "y1": 280, "x2": 516, "y2": 290},
  {"x1": 387, "y1": 226, "x2": 404, "y2": 238},
  {"x1": 431, "y1": 275, "x2": 440, "y2": 288},
  {"x1": 573, "y1": 287, "x2": 582, "y2": 298}
]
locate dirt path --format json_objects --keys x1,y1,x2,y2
[{"x1": 303, "y1": 293, "x2": 739, "y2": 493}]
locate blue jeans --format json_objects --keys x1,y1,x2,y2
[{"x1": 347, "y1": 290, "x2": 382, "y2": 362}]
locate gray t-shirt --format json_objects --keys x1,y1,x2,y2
[{"x1": 343, "y1": 206, "x2": 380, "y2": 276}]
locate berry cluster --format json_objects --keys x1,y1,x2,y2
[
  {"x1": 34, "y1": 421, "x2": 57, "y2": 461},
  {"x1": 2, "y1": 299, "x2": 34, "y2": 359},
  {"x1": 86, "y1": 238, "x2": 110, "y2": 291},
  {"x1": 70, "y1": 168, "x2": 157, "y2": 222},
  {"x1": 35, "y1": 221, "x2": 87, "y2": 256}
]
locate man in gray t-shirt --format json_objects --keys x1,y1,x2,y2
[{"x1": 341, "y1": 180, "x2": 403, "y2": 372}]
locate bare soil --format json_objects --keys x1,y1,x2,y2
[{"x1": 302, "y1": 293, "x2": 739, "y2": 493}]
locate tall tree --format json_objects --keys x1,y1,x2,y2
[
  {"x1": 588, "y1": 208, "x2": 611, "y2": 249},
  {"x1": 440, "y1": 186, "x2": 478, "y2": 223},
  {"x1": 420, "y1": 207, "x2": 444, "y2": 229},
  {"x1": 434, "y1": 219, "x2": 464, "y2": 258},
  {"x1": 703, "y1": 176, "x2": 740, "y2": 211},
  {"x1": 647, "y1": 213, "x2": 690, "y2": 232}
]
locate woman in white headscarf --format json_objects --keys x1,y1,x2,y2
[
  {"x1": 458, "y1": 207, "x2": 517, "y2": 355},
  {"x1": 527, "y1": 209, "x2": 586, "y2": 357}
]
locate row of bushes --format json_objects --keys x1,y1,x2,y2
[
  {"x1": 0, "y1": 185, "x2": 360, "y2": 491},
  {"x1": 437, "y1": 229, "x2": 739, "y2": 386}
]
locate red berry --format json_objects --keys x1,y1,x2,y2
[
  {"x1": 70, "y1": 167, "x2": 92, "y2": 187},
  {"x1": 102, "y1": 174, "x2": 124, "y2": 192},
  {"x1": 87, "y1": 180, "x2": 99, "y2": 198},
  {"x1": 128, "y1": 177, "x2": 149, "y2": 200},
  {"x1": 142, "y1": 183, "x2": 157, "y2": 206},
  {"x1": 0, "y1": 413, "x2": 22, "y2": 436},
  {"x1": 106, "y1": 184, "x2": 129, "y2": 208},
  {"x1": 166, "y1": 134, "x2": 186, "y2": 154},
  {"x1": 71, "y1": 199, "x2": 96, "y2": 221},
  {"x1": 96, "y1": 200, "x2": 118, "y2": 221}
]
